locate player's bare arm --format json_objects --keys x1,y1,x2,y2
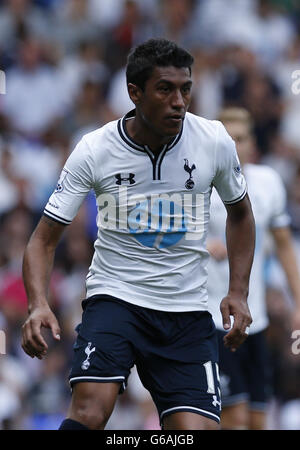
[
  {"x1": 220, "y1": 194, "x2": 255, "y2": 351},
  {"x1": 271, "y1": 226, "x2": 300, "y2": 330},
  {"x1": 21, "y1": 216, "x2": 65, "y2": 359}
]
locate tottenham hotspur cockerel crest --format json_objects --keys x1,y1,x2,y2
[{"x1": 184, "y1": 159, "x2": 196, "y2": 190}]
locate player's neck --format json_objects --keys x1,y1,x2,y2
[{"x1": 125, "y1": 114, "x2": 175, "y2": 155}]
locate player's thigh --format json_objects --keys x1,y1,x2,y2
[
  {"x1": 67, "y1": 297, "x2": 137, "y2": 429},
  {"x1": 69, "y1": 297, "x2": 136, "y2": 388},
  {"x1": 164, "y1": 412, "x2": 220, "y2": 430},
  {"x1": 68, "y1": 382, "x2": 121, "y2": 429},
  {"x1": 221, "y1": 402, "x2": 249, "y2": 430}
]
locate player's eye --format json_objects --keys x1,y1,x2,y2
[
  {"x1": 182, "y1": 85, "x2": 191, "y2": 94},
  {"x1": 158, "y1": 85, "x2": 170, "y2": 93}
]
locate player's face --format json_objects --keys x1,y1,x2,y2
[
  {"x1": 224, "y1": 121, "x2": 254, "y2": 166},
  {"x1": 133, "y1": 66, "x2": 192, "y2": 138}
]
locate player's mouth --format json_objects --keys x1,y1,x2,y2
[{"x1": 165, "y1": 115, "x2": 184, "y2": 126}]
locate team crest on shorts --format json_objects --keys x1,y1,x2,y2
[{"x1": 81, "y1": 342, "x2": 96, "y2": 370}]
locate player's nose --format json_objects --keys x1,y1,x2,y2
[{"x1": 171, "y1": 89, "x2": 185, "y2": 110}]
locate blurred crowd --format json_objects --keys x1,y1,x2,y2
[{"x1": 0, "y1": 0, "x2": 299, "y2": 430}]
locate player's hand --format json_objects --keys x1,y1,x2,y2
[
  {"x1": 21, "y1": 304, "x2": 61, "y2": 359},
  {"x1": 220, "y1": 295, "x2": 252, "y2": 352}
]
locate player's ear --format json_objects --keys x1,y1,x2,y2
[{"x1": 127, "y1": 83, "x2": 143, "y2": 105}]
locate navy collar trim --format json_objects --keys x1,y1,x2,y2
[{"x1": 117, "y1": 109, "x2": 183, "y2": 155}]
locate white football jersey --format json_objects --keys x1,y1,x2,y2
[
  {"x1": 207, "y1": 163, "x2": 290, "y2": 333},
  {"x1": 44, "y1": 110, "x2": 247, "y2": 312}
]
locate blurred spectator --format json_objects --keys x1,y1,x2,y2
[
  {"x1": 53, "y1": 0, "x2": 100, "y2": 54},
  {"x1": 275, "y1": 36, "x2": 300, "y2": 156},
  {"x1": 255, "y1": 0, "x2": 297, "y2": 66},
  {"x1": 33, "y1": 0, "x2": 59, "y2": 9},
  {"x1": 56, "y1": 39, "x2": 109, "y2": 114},
  {"x1": 60, "y1": 79, "x2": 113, "y2": 144},
  {"x1": 196, "y1": 0, "x2": 260, "y2": 49},
  {"x1": 0, "y1": 0, "x2": 53, "y2": 54},
  {"x1": 190, "y1": 48, "x2": 223, "y2": 119},
  {"x1": 218, "y1": 45, "x2": 284, "y2": 155},
  {"x1": 155, "y1": 0, "x2": 202, "y2": 50},
  {"x1": 197, "y1": 0, "x2": 296, "y2": 67},
  {"x1": 0, "y1": 206, "x2": 36, "y2": 327},
  {"x1": 0, "y1": 137, "x2": 62, "y2": 212},
  {"x1": 103, "y1": 0, "x2": 157, "y2": 73},
  {"x1": 87, "y1": 0, "x2": 158, "y2": 32},
  {"x1": 0, "y1": 206, "x2": 63, "y2": 352},
  {"x1": 0, "y1": 353, "x2": 30, "y2": 429},
  {"x1": 265, "y1": 287, "x2": 300, "y2": 429},
  {"x1": 107, "y1": 67, "x2": 134, "y2": 118},
  {"x1": 87, "y1": 0, "x2": 126, "y2": 31},
  {"x1": 242, "y1": 71, "x2": 283, "y2": 155},
  {"x1": 288, "y1": 165, "x2": 300, "y2": 236},
  {"x1": 1, "y1": 37, "x2": 66, "y2": 138},
  {"x1": 0, "y1": 144, "x2": 23, "y2": 214},
  {"x1": 25, "y1": 345, "x2": 70, "y2": 430},
  {"x1": 261, "y1": 134, "x2": 297, "y2": 191}
]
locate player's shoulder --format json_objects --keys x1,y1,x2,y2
[
  {"x1": 185, "y1": 113, "x2": 234, "y2": 155},
  {"x1": 185, "y1": 112, "x2": 221, "y2": 136}
]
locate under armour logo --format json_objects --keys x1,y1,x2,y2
[
  {"x1": 115, "y1": 173, "x2": 136, "y2": 185},
  {"x1": 81, "y1": 342, "x2": 96, "y2": 370},
  {"x1": 212, "y1": 394, "x2": 221, "y2": 410},
  {"x1": 184, "y1": 159, "x2": 196, "y2": 190}
]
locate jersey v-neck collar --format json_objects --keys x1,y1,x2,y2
[
  {"x1": 117, "y1": 109, "x2": 183, "y2": 157},
  {"x1": 117, "y1": 109, "x2": 184, "y2": 181}
]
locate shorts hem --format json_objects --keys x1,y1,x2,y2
[
  {"x1": 69, "y1": 376, "x2": 126, "y2": 392},
  {"x1": 160, "y1": 406, "x2": 220, "y2": 425}
]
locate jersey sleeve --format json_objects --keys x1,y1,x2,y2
[
  {"x1": 212, "y1": 121, "x2": 247, "y2": 204},
  {"x1": 268, "y1": 169, "x2": 291, "y2": 229},
  {"x1": 43, "y1": 137, "x2": 95, "y2": 225}
]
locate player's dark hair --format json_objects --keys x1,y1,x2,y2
[{"x1": 126, "y1": 38, "x2": 194, "y2": 91}]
